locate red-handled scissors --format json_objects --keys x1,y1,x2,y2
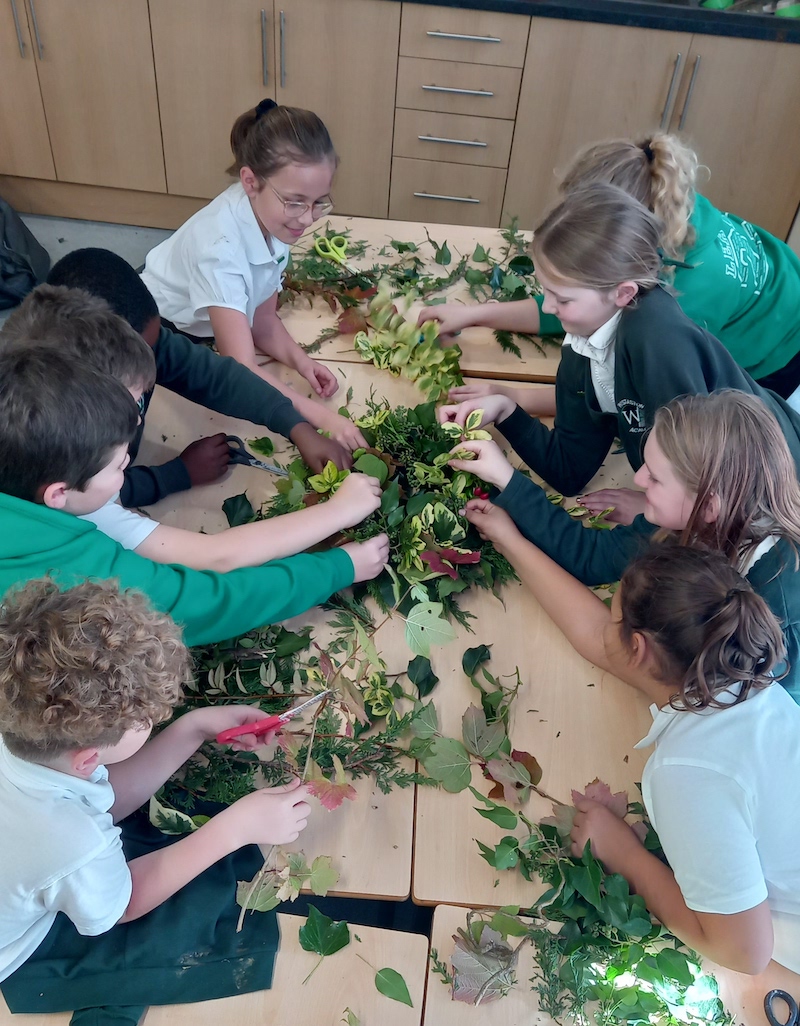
[{"x1": 215, "y1": 689, "x2": 334, "y2": 745}]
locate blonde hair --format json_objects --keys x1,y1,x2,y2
[
  {"x1": 559, "y1": 133, "x2": 699, "y2": 259},
  {"x1": 653, "y1": 391, "x2": 800, "y2": 565},
  {"x1": 531, "y1": 183, "x2": 663, "y2": 292},
  {"x1": 226, "y1": 99, "x2": 336, "y2": 180},
  {"x1": 0, "y1": 579, "x2": 187, "y2": 761}
]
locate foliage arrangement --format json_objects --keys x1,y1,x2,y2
[{"x1": 437, "y1": 782, "x2": 731, "y2": 1025}]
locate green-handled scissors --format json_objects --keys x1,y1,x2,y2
[{"x1": 314, "y1": 235, "x2": 357, "y2": 274}]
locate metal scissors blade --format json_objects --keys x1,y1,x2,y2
[
  {"x1": 214, "y1": 689, "x2": 335, "y2": 745},
  {"x1": 276, "y1": 688, "x2": 335, "y2": 724},
  {"x1": 226, "y1": 435, "x2": 289, "y2": 477}
]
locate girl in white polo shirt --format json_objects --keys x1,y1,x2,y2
[{"x1": 142, "y1": 99, "x2": 364, "y2": 453}]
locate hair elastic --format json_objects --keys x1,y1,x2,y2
[
  {"x1": 642, "y1": 143, "x2": 655, "y2": 163},
  {"x1": 255, "y1": 98, "x2": 278, "y2": 120}
]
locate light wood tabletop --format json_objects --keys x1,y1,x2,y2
[
  {"x1": 0, "y1": 914, "x2": 429, "y2": 1026},
  {"x1": 278, "y1": 214, "x2": 563, "y2": 382}
]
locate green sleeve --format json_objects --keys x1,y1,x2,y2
[{"x1": 533, "y1": 294, "x2": 564, "y2": 336}]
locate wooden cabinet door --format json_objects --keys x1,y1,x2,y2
[
  {"x1": 0, "y1": 0, "x2": 54, "y2": 178},
  {"x1": 29, "y1": 0, "x2": 165, "y2": 192},
  {"x1": 151, "y1": 0, "x2": 274, "y2": 199},
  {"x1": 503, "y1": 18, "x2": 692, "y2": 229},
  {"x1": 275, "y1": 0, "x2": 400, "y2": 218},
  {"x1": 669, "y1": 34, "x2": 800, "y2": 238}
]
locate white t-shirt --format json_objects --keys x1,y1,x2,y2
[
  {"x1": 79, "y1": 495, "x2": 158, "y2": 551},
  {"x1": 0, "y1": 740, "x2": 132, "y2": 982},
  {"x1": 141, "y1": 182, "x2": 290, "y2": 337},
  {"x1": 562, "y1": 311, "x2": 622, "y2": 415},
  {"x1": 635, "y1": 683, "x2": 800, "y2": 972}
]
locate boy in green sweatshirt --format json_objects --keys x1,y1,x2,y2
[{"x1": 0, "y1": 344, "x2": 388, "y2": 645}]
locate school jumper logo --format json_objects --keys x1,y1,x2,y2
[{"x1": 617, "y1": 399, "x2": 646, "y2": 433}]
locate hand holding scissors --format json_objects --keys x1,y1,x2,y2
[
  {"x1": 314, "y1": 235, "x2": 358, "y2": 275},
  {"x1": 216, "y1": 689, "x2": 334, "y2": 744},
  {"x1": 226, "y1": 435, "x2": 289, "y2": 477}
]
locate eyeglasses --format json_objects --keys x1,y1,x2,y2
[
  {"x1": 266, "y1": 182, "x2": 334, "y2": 220},
  {"x1": 136, "y1": 394, "x2": 146, "y2": 416}
]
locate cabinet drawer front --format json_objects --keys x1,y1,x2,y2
[
  {"x1": 397, "y1": 57, "x2": 521, "y2": 119},
  {"x1": 400, "y1": 3, "x2": 528, "y2": 68},
  {"x1": 389, "y1": 156, "x2": 506, "y2": 227},
  {"x1": 394, "y1": 109, "x2": 513, "y2": 168}
]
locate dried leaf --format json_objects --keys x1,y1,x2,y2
[
  {"x1": 337, "y1": 307, "x2": 369, "y2": 335},
  {"x1": 450, "y1": 924, "x2": 517, "y2": 1004},
  {"x1": 485, "y1": 754, "x2": 532, "y2": 805}
]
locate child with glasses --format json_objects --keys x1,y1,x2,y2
[{"x1": 141, "y1": 99, "x2": 365, "y2": 453}]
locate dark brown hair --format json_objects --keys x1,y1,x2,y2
[
  {"x1": 620, "y1": 544, "x2": 784, "y2": 711},
  {"x1": 0, "y1": 344, "x2": 138, "y2": 501},
  {"x1": 0, "y1": 579, "x2": 186, "y2": 761},
  {"x1": 227, "y1": 100, "x2": 336, "y2": 179},
  {"x1": 1, "y1": 284, "x2": 156, "y2": 391}
]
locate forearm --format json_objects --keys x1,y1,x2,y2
[
  {"x1": 515, "y1": 386, "x2": 557, "y2": 418},
  {"x1": 474, "y1": 298, "x2": 541, "y2": 334},
  {"x1": 252, "y1": 303, "x2": 306, "y2": 372},
  {"x1": 120, "y1": 813, "x2": 237, "y2": 921},
  {"x1": 108, "y1": 715, "x2": 208, "y2": 820}
]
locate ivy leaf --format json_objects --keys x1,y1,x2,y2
[
  {"x1": 404, "y1": 601, "x2": 457, "y2": 658},
  {"x1": 422, "y1": 737, "x2": 472, "y2": 792},
  {"x1": 462, "y1": 644, "x2": 492, "y2": 679},
  {"x1": 374, "y1": 967, "x2": 413, "y2": 1006},
  {"x1": 462, "y1": 705, "x2": 506, "y2": 760},
  {"x1": 308, "y1": 855, "x2": 340, "y2": 896},
  {"x1": 222, "y1": 492, "x2": 255, "y2": 527},
  {"x1": 353, "y1": 452, "x2": 389, "y2": 484},
  {"x1": 472, "y1": 243, "x2": 488, "y2": 262},
  {"x1": 406, "y1": 655, "x2": 439, "y2": 697},
  {"x1": 298, "y1": 905, "x2": 351, "y2": 957},
  {"x1": 411, "y1": 700, "x2": 439, "y2": 739},
  {"x1": 572, "y1": 778, "x2": 628, "y2": 819},
  {"x1": 247, "y1": 436, "x2": 275, "y2": 457}
]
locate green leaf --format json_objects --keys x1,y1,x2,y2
[
  {"x1": 655, "y1": 948, "x2": 695, "y2": 987},
  {"x1": 465, "y1": 268, "x2": 486, "y2": 285},
  {"x1": 247, "y1": 435, "x2": 274, "y2": 457},
  {"x1": 492, "y1": 836, "x2": 520, "y2": 870},
  {"x1": 298, "y1": 905, "x2": 351, "y2": 957},
  {"x1": 411, "y1": 700, "x2": 439, "y2": 739},
  {"x1": 461, "y1": 704, "x2": 506, "y2": 759},
  {"x1": 472, "y1": 243, "x2": 488, "y2": 262},
  {"x1": 474, "y1": 803, "x2": 518, "y2": 830},
  {"x1": 222, "y1": 492, "x2": 255, "y2": 527},
  {"x1": 353, "y1": 453, "x2": 389, "y2": 484},
  {"x1": 308, "y1": 855, "x2": 339, "y2": 896},
  {"x1": 406, "y1": 492, "x2": 438, "y2": 516},
  {"x1": 380, "y1": 478, "x2": 401, "y2": 514},
  {"x1": 374, "y1": 967, "x2": 413, "y2": 1006},
  {"x1": 422, "y1": 736, "x2": 472, "y2": 792},
  {"x1": 489, "y1": 910, "x2": 529, "y2": 937},
  {"x1": 406, "y1": 655, "x2": 439, "y2": 697},
  {"x1": 272, "y1": 626, "x2": 312, "y2": 656},
  {"x1": 462, "y1": 644, "x2": 491, "y2": 678},
  {"x1": 149, "y1": 795, "x2": 198, "y2": 836},
  {"x1": 235, "y1": 873, "x2": 280, "y2": 913},
  {"x1": 435, "y1": 241, "x2": 451, "y2": 266},
  {"x1": 404, "y1": 601, "x2": 458, "y2": 658},
  {"x1": 508, "y1": 254, "x2": 534, "y2": 274}
]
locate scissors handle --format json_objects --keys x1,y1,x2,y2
[
  {"x1": 216, "y1": 713, "x2": 284, "y2": 745},
  {"x1": 765, "y1": 990, "x2": 800, "y2": 1026}
]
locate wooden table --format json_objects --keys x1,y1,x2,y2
[
  {"x1": 279, "y1": 214, "x2": 562, "y2": 383},
  {"x1": 0, "y1": 915, "x2": 429, "y2": 1026}
]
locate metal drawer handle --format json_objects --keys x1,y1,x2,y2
[
  {"x1": 660, "y1": 52, "x2": 683, "y2": 130},
  {"x1": 413, "y1": 192, "x2": 480, "y2": 204},
  {"x1": 28, "y1": 0, "x2": 44, "y2": 58},
  {"x1": 260, "y1": 9, "x2": 268, "y2": 87},
  {"x1": 426, "y1": 30, "x2": 501, "y2": 43},
  {"x1": 422, "y1": 85, "x2": 494, "y2": 97},
  {"x1": 279, "y1": 9, "x2": 286, "y2": 88},
  {"x1": 678, "y1": 55, "x2": 701, "y2": 131},
  {"x1": 419, "y1": 134, "x2": 488, "y2": 148},
  {"x1": 10, "y1": 0, "x2": 26, "y2": 57}
]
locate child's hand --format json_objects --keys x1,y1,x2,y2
[
  {"x1": 226, "y1": 779, "x2": 312, "y2": 846},
  {"x1": 186, "y1": 706, "x2": 276, "y2": 750},
  {"x1": 417, "y1": 303, "x2": 476, "y2": 336},
  {"x1": 577, "y1": 488, "x2": 646, "y2": 526},
  {"x1": 341, "y1": 533, "x2": 390, "y2": 583},
  {"x1": 179, "y1": 433, "x2": 231, "y2": 486},
  {"x1": 290, "y1": 423, "x2": 353, "y2": 472},
  {"x1": 463, "y1": 499, "x2": 520, "y2": 549},
  {"x1": 570, "y1": 798, "x2": 643, "y2": 871},
  {"x1": 449, "y1": 439, "x2": 514, "y2": 490},
  {"x1": 300, "y1": 359, "x2": 339, "y2": 399},
  {"x1": 330, "y1": 473, "x2": 382, "y2": 525},
  {"x1": 448, "y1": 382, "x2": 515, "y2": 404},
  {"x1": 318, "y1": 410, "x2": 368, "y2": 452},
  {"x1": 438, "y1": 394, "x2": 515, "y2": 429}
]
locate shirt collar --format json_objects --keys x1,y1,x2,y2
[
  {"x1": 231, "y1": 183, "x2": 284, "y2": 267},
  {"x1": 634, "y1": 682, "x2": 746, "y2": 750},
  {"x1": 562, "y1": 311, "x2": 622, "y2": 363},
  {"x1": 0, "y1": 737, "x2": 113, "y2": 811}
]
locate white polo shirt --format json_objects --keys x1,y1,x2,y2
[
  {"x1": 79, "y1": 495, "x2": 159, "y2": 551},
  {"x1": 635, "y1": 683, "x2": 800, "y2": 972},
  {"x1": 0, "y1": 740, "x2": 131, "y2": 982},
  {"x1": 563, "y1": 311, "x2": 622, "y2": 415},
  {"x1": 141, "y1": 182, "x2": 290, "y2": 337}
]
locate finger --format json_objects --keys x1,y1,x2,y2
[
  {"x1": 268, "y1": 777, "x2": 302, "y2": 793},
  {"x1": 437, "y1": 405, "x2": 459, "y2": 424},
  {"x1": 339, "y1": 449, "x2": 354, "y2": 469},
  {"x1": 351, "y1": 429, "x2": 368, "y2": 449}
]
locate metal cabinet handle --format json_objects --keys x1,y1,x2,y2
[
  {"x1": 426, "y1": 30, "x2": 501, "y2": 43},
  {"x1": 413, "y1": 191, "x2": 480, "y2": 204},
  {"x1": 279, "y1": 10, "x2": 286, "y2": 88},
  {"x1": 10, "y1": 0, "x2": 26, "y2": 57},
  {"x1": 678, "y1": 55, "x2": 701, "y2": 131},
  {"x1": 422, "y1": 85, "x2": 494, "y2": 98},
  {"x1": 260, "y1": 9, "x2": 268, "y2": 87},
  {"x1": 419, "y1": 134, "x2": 488, "y2": 148},
  {"x1": 28, "y1": 0, "x2": 43, "y2": 58},
  {"x1": 660, "y1": 52, "x2": 683, "y2": 129}
]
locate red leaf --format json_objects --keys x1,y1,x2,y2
[
  {"x1": 571, "y1": 777, "x2": 628, "y2": 820},
  {"x1": 337, "y1": 307, "x2": 369, "y2": 335},
  {"x1": 343, "y1": 284, "x2": 378, "y2": 301},
  {"x1": 421, "y1": 551, "x2": 459, "y2": 579},
  {"x1": 306, "y1": 777, "x2": 358, "y2": 811},
  {"x1": 486, "y1": 780, "x2": 505, "y2": 801},
  {"x1": 313, "y1": 642, "x2": 335, "y2": 683},
  {"x1": 438, "y1": 548, "x2": 481, "y2": 565},
  {"x1": 511, "y1": 749, "x2": 543, "y2": 786}
]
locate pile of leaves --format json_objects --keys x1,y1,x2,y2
[{"x1": 437, "y1": 781, "x2": 732, "y2": 1025}]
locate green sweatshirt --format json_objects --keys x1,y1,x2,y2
[
  {"x1": 0, "y1": 492, "x2": 354, "y2": 646},
  {"x1": 533, "y1": 194, "x2": 800, "y2": 381}
]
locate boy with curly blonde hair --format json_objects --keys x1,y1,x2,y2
[{"x1": 0, "y1": 579, "x2": 311, "y2": 1025}]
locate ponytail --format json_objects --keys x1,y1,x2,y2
[
  {"x1": 226, "y1": 99, "x2": 336, "y2": 180},
  {"x1": 558, "y1": 132, "x2": 698, "y2": 259},
  {"x1": 620, "y1": 544, "x2": 784, "y2": 710}
]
